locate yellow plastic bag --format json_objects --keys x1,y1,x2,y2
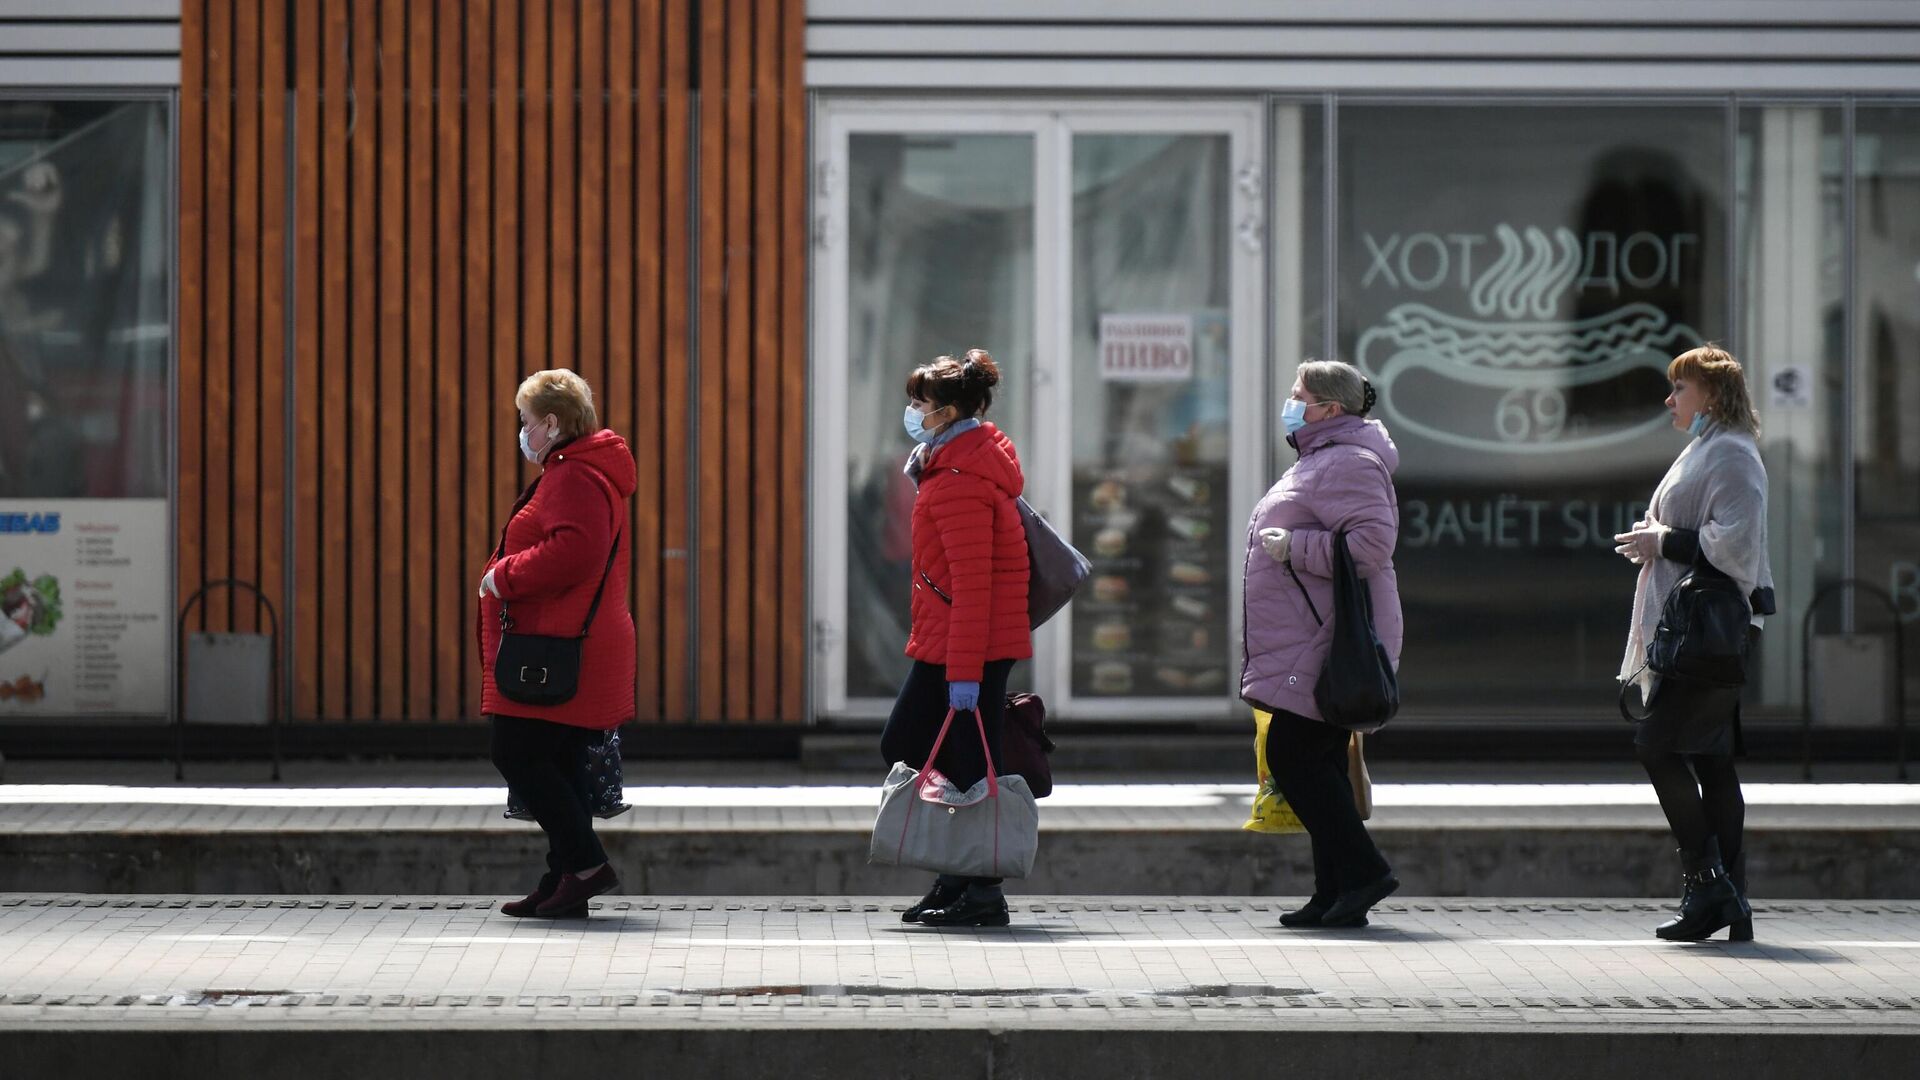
[{"x1": 1242, "y1": 709, "x2": 1305, "y2": 834}]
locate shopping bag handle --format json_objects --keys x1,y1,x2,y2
[{"x1": 917, "y1": 707, "x2": 999, "y2": 798}]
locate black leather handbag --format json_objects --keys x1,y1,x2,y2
[
  {"x1": 1618, "y1": 557, "x2": 1753, "y2": 722},
  {"x1": 1286, "y1": 531, "x2": 1400, "y2": 734},
  {"x1": 1647, "y1": 561, "x2": 1752, "y2": 688},
  {"x1": 493, "y1": 524, "x2": 621, "y2": 708}
]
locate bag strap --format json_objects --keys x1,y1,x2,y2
[
  {"x1": 574, "y1": 526, "x2": 623, "y2": 637},
  {"x1": 498, "y1": 524, "x2": 623, "y2": 639},
  {"x1": 1617, "y1": 664, "x2": 1655, "y2": 723},
  {"x1": 1285, "y1": 563, "x2": 1323, "y2": 627},
  {"x1": 917, "y1": 707, "x2": 1000, "y2": 798}
]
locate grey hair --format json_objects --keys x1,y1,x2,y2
[{"x1": 1295, "y1": 359, "x2": 1373, "y2": 416}]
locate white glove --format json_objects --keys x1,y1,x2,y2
[
  {"x1": 1612, "y1": 523, "x2": 1666, "y2": 565},
  {"x1": 1259, "y1": 527, "x2": 1292, "y2": 564},
  {"x1": 478, "y1": 568, "x2": 500, "y2": 599}
]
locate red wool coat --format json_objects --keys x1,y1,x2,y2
[
  {"x1": 477, "y1": 428, "x2": 637, "y2": 729},
  {"x1": 906, "y1": 423, "x2": 1033, "y2": 682}
]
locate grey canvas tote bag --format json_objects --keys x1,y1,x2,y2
[{"x1": 869, "y1": 708, "x2": 1039, "y2": 879}]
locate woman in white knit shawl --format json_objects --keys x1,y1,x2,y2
[{"x1": 1613, "y1": 345, "x2": 1774, "y2": 944}]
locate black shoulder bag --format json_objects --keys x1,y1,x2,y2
[
  {"x1": 1618, "y1": 556, "x2": 1752, "y2": 722},
  {"x1": 491, "y1": 480, "x2": 622, "y2": 706},
  {"x1": 1286, "y1": 531, "x2": 1400, "y2": 734}
]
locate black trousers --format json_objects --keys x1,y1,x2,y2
[
  {"x1": 882, "y1": 658, "x2": 1015, "y2": 892},
  {"x1": 882, "y1": 659, "x2": 1014, "y2": 791},
  {"x1": 490, "y1": 714, "x2": 609, "y2": 876},
  {"x1": 1265, "y1": 706, "x2": 1390, "y2": 898}
]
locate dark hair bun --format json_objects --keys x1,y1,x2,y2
[
  {"x1": 906, "y1": 348, "x2": 1001, "y2": 419},
  {"x1": 960, "y1": 348, "x2": 1001, "y2": 387},
  {"x1": 1360, "y1": 378, "x2": 1378, "y2": 416}
]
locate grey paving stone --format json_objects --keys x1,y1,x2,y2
[{"x1": 0, "y1": 893, "x2": 1916, "y2": 1032}]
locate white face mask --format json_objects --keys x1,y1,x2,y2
[{"x1": 519, "y1": 421, "x2": 556, "y2": 462}]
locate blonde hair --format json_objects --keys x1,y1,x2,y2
[
  {"x1": 1667, "y1": 345, "x2": 1760, "y2": 437},
  {"x1": 515, "y1": 368, "x2": 599, "y2": 440}
]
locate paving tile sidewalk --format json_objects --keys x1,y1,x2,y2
[
  {"x1": 5, "y1": 782, "x2": 1918, "y2": 833},
  {"x1": 2, "y1": 895, "x2": 1916, "y2": 1030}
]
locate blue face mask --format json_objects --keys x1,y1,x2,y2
[
  {"x1": 1688, "y1": 412, "x2": 1710, "y2": 438},
  {"x1": 904, "y1": 404, "x2": 938, "y2": 445},
  {"x1": 1280, "y1": 397, "x2": 1311, "y2": 435}
]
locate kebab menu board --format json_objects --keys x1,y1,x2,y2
[
  {"x1": 0, "y1": 499, "x2": 169, "y2": 717},
  {"x1": 1070, "y1": 459, "x2": 1232, "y2": 698}
]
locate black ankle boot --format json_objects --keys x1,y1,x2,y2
[
  {"x1": 1655, "y1": 838, "x2": 1750, "y2": 942},
  {"x1": 902, "y1": 878, "x2": 965, "y2": 924},
  {"x1": 1726, "y1": 851, "x2": 1753, "y2": 942}
]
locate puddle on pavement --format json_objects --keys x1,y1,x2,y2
[{"x1": 687, "y1": 984, "x2": 1315, "y2": 999}]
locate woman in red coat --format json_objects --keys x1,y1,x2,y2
[
  {"x1": 883, "y1": 349, "x2": 1033, "y2": 928},
  {"x1": 478, "y1": 368, "x2": 637, "y2": 918}
]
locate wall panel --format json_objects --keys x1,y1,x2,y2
[{"x1": 179, "y1": 0, "x2": 808, "y2": 726}]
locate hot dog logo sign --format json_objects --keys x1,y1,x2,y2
[{"x1": 1354, "y1": 224, "x2": 1704, "y2": 455}]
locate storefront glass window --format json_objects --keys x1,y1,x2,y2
[
  {"x1": 1736, "y1": 105, "x2": 1847, "y2": 711},
  {"x1": 0, "y1": 100, "x2": 169, "y2": 500},
  {"x1": 1853, "y1": 106, "x2": 1920, "y2": 711},
  {"x1": 1336, "y1": 104, "x2": 1729, "y2": 712},
  {"x1": 0, "y1": 98, "x2": 171, "y2": 716},
  {"x1": 1068, "y1": 133, "x2": 1232, "y2": 698},
  {"x1": 843, "y1": 132, "x2": 1035, "y2": 701}
]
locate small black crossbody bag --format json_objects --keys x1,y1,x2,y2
[{"x1": 491, "y1": 478, "x2": 622, "y2": 706}]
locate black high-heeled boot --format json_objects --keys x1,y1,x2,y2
[
  {"x1": 1654, "y1": 837, "x2": 1750, "y2": 942},
  {"x1": 1726, "y1": 851, "x2": 1753, "y2": 942}
]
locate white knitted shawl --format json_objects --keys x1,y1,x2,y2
[{"x1": 1618, "y1": 425, "x2": 1774, "y2": 689}]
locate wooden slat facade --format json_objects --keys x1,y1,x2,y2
[{"x1": 177, "y1": 0, "x2": 808, "y2": 725}]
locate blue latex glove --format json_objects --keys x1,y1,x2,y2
[{"x1": 948, "y1": 680, "x2": 980, "y2": 712}]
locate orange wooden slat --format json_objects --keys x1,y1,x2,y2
[
  {"x1": 292, "y1": 0, "x2": 323, "y2": 719},
  {"x1": 320, "y1": 0, "x2": 352, "y2": 718},
  {"x1": 230, "y1": 0, "x2": 262, "y2": 635},
  {"x1": 548, "y1": 0, "x2": 576, "y2": 377},
  {"x1": 259, "y1": 0, "x2": 289, "y2": 671},
  {"x1": 777, "y1": 0, "x2": 807, "y2": 723},
  {"x1": 576, "y1": 0, "x2": 605, "y2": 397},
  {"x1": 405, "y1": 0, "x2": 437, "y2": 720},
  {"x1": 348, "y1": 0, "x2": 380, "y2": 718},
  {"x1": 469, "y1": 0, "x2": 504, "y2": 718},
  {"x1": 605, "y1": 0, "x2": 647, "y2": 720},
  {"x1": 177, "y1": 0, "x2": 204, "y2": 641},
  {"x1": 375, "y1": 0, "x2": 409, "y2": 718},
  {"x1": 435, "y1": 0, "x2": 467, "y2": 719},
  {"x1": 493, "y1": 0, "x2": 523, "y2": 561},
  {"x1": 721, "y1": 0, "x2": 753, "y2": 721},
  {"x1": 203, "y1": 0, "x2": 233, "y2": 633},
  {"x1": 749, "y1": 0, "x2": 781, "y2": 719},
  {"x1": 694, "y1": 0, "x2": 726, "y2": 721},
  {"x1": 661, "y1": 0, "x2": 692, "y2": 723},
  {"x1": 519, "y1": 0, "x2": 548, "y2": 399}
]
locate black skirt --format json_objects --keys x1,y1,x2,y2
[{"x1": 1633, "y1": 626, "x2": 1760, "y2": 757}]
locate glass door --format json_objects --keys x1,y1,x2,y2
[
  {"x1": 1048, "y1": 108, "x2": 1265, "y2": 718},
  {"x1": 812, "y1": 100, "x2": 1264, "y2": 720}
]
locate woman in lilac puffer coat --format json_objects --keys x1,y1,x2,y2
[{"x1": 1242, "y1": 359, "x2": 1403, "y2": 929}]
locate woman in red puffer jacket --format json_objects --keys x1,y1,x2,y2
[
  {"x1": 478, "y1": 368, "x2": 636, "y2": 920},
  {"x1": 882, "y1": 349, "x2": 1032, "y2": 929}
]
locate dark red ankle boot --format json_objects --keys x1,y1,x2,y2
[
  {"x1": 501, "y1": 872, "x2": 561, "y2": 918},
  {"x1": 535, "y1": 865, "x2": 619, "y2": 917}
]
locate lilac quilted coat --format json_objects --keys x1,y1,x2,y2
[{"x1": 1241, "y1": 414, "x2": 1404, "y2": 722}]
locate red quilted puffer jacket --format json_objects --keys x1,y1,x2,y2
[
  {"x1": 906, "y1": 423, "x2": 1033, "y2": 681},
  {"x1": 477, "y1": 428, "x2": 637, "y2": 729}
]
